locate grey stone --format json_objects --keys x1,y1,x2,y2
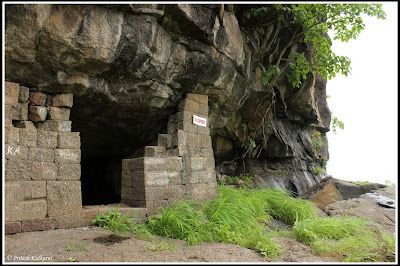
[
  {"x1": 46, "y1": 181, "x2": 82, "y2": 216},
  {"x1": 28, "y1": 106, "x2": 47, "y2": 122},
  {"x1": 58, "y1": 163, "x2": 81, "y2": 181},
  {"x1": 37, "y1": 129, "x2": 58, "y2": 148}
]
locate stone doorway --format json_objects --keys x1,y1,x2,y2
[{"x1": 80, "y1": 157, "x2": 122, "y2": 205}]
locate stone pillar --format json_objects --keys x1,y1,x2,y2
[
  {"x1": 4, "y1": 81, "x2": 83, "y2": 234},
  {"x1": 121, "y1": 93, "x2": 218, "y2": 216}
]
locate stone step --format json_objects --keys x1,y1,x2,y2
[
  {"x1": 158, "y1": 133, "x2": 172, "y2": 148},
  {"x1": 83, "y1": 204, "x2": 148, "y2": 224},
  {"x1": 133, "y1": 146, "x2": 168, "y2": 158}
]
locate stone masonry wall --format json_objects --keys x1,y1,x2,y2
[
  {"x1": 4, "y1": 81, "x2": 88, "y2": 234},
  {"x1": 121, "y1": 93, "x2": 218, "y2": 215}
]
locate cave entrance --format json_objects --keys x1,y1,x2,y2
[{"x1": 80, "y1": 157, "x2": 122, "y2": 205}]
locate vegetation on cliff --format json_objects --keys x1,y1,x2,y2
[{"x1": 243, "y1": 4, "x2": 386, "y2": 88}]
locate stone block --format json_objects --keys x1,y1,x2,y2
[
  {"x1": 5, "y1": 127, "x2": 20, "y2": 145},
  {"x1": 58, "y1": 163, "x2": 81, "y2": 181},
  {"x1": 185, "y1": 183, "x2": 208, "y2": 201},
  {"x1": 5, "y1": 181, "x2": 47, "y2": 203},
  {"x1": 203, "y1": 157, "x2": 215, "y2": 170},
  {"x1": 197, "y1": 126, "x2": 210, "y2": 135},
  {"x1": 37, "y1": 129, "x2": 58, "y2": 148},
  {"x1": 197, "y1": 103, "x2": 209, "y2": 116},
  {"x1": 5, "y1": 104, "x2": 13, "y2": 128},
  {"x1": 5, "y1": 221, "x2": 22, "y2": 234},
  {"x1": 187, "y1": 133, "x2": 202, "y2": 147},
  {"x1": 5, "y1": 145, "x2": 28, "y2": 160},
  {"x1": 46, "y1": 94, "x2": 54, "y2": 107},
  {"x1": 201, "y1": 148, "x2": 214, "y2": 157},
  {"x1": 145, "y1": 171, "x2": 169, "y2": 186},
  {"x1": 190, "y1": 157, "x2": 204, "y2": 171},
  {"x1": 28, "y1": 105, "x2": 47, "y2": 122},
  {"x1": 144, "y1": 146, "x2": 166, "y2": 157},
  {"x1": 32, "y1": 162, "x2": 58, "y2": 181},
  {"x1": 29, "y1": 92, "x2": 47, "y2": 106},
  {"x1": 48, "y1": 107, "x2": 70, "y2": 120},
  {"x1": 167, "y1": 121, "x2": 176, "y2": 134},
  {"x1": 36, "y1": 120, "x2": 72, "y2": 132},
  {"x1": 5, "y1": 160, "x2": 32, "y2": 181},
  {"x1": 178, "y1": 98, "x2": 200, "y2": 113},
  {"x1": 12, "y1": 102, "x2": 28, "y2": 121},
  {"x1": 168, "y1": 172, "x2": 182, "y2": 185},
  {"x1": 182, "y1": 171, "x2": 200, "y2": 184},
  {"x1": 55, "y1": 149, "x2": 81, "y2": 163},
  {"x1": 164, "y1": 157, "x2": 183, "y2": 171},
  {"x1": 206, "y1": 182, "x2": 219, "y2": 198},
  {"x1": 52, "y1": 93, "x2": 73, "y2": 108},
  {"x1": 57, "y1": 132, "x2": 80, "y2": 149},
  {"x1": 21, "y1": 218, "x2": 56, "y2": 232},
  {"x1": 5, "y1": 81, "x2": 19, "y2": 107},
  {"x1": 18, "y1": 86, "x2": 30, "y2": 103},
  {"x1": 19, "y1": 128, "x2": 37, "y2": 148},
  {"x1": 53, "y1": 214, "x2": 85, "y2": 229},
  {"x1": 176, "y1": 121, "x2": 198, "y2": 134},
  {"x1": 158, "y1": 133, "x2": 172, "y2": 148},
  {"x1": 201, "y1": 134, "x2": 213, "y2": 148},
  {"x1": 121, "y1": 186, "x2": 146, "y2": 203},
  {"x1": 14, "y1": 120, "x2": 37, "y2": 131},
  {"x1": 171, "y1": 129, "x2": 187, "y2": 147},
  {"x1": 122, "y1": 159, "x2": 130, "y2": 171},
  {"x1": 186, "y1": 93, "x2": 208, "y2": 105},
  {"x1": 145, "y1": 187, "x2": 165, "y2": 201},
  {"x1": 175, "y1": 111, "x2": 196, "y2": 123},
  {"x1": 146, "y1": 200, "x2": 168, "y2": 216},
  {"x1": 121, "y1": 171, "x2": 145, "y2": 188},
  {"x1": 164, "y1": 185, "x2": 186, "y2": 202},
  {"x1": 47, "y1": 181, "x2": 82, "y2": 216},
  {"x1": 28, "y1": 147, "x2": 55, "y2": 162},
  {"x1": 5, "y1": 199, "x2": 47, "y2": 222},
  {"x1": 187, "y1": 147, "x2": 201, "y2": 157}
]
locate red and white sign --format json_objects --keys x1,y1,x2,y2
[{"x1": 193, "y1": 115, "x2": 207, "y2": 127}]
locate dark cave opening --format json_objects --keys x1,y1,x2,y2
[{"x1": 81, "y1": 157, "x2": 122, "y2": 205}]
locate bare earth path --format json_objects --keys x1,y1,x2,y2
[{"x1": 4, "y1": 226, "x2": 337, "y2": 263}]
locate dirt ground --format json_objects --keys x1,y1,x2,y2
[{"x1": 4, "y1": 225, "x2": 337, "y2": 263}]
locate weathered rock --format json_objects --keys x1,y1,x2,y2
[
  {"x1": 332, "y1": 178, "x2": 365, "y2": 200},
  {"x1": 5, "y1": 4, "x2": 332, "y2": 195},
  {"x1": 5, "y1": 81, "x2": 19, "y2": 107},
  {"x1": 28, "y1": 106, "x2": 48, "y2": 122},
  {"x1": 324, "y1": 187, "x2": 396, "y2": 236},
  {"x1": 301, "y1": 176, "x2": 343, "y2": 210}
]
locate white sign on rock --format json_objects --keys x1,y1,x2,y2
[{"x1": 193, "y1": 115, "x2": 207, "y2": 127}]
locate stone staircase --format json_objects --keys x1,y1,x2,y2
[{"x1": 121, "y1": 93, "x2": 218, "y2": 216}]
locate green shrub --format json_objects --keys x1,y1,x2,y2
[
  {"x1": 92, "y1": 204, "x2": 134, "y2": 236},
  {"x1": 313, "y1": 165, "x2": 324, "y2": 175}
]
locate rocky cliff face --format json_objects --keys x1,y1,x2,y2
[{"x1": 5, "y1": 4, "x2": 330, "y2": 197}]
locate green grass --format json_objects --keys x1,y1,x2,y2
[
  {"x1": 133, "y1": 186, "x2": 395, "y2": 262},
  {"x1": 135, "y1": 186, "x2": 319, "y2": 258},
  {"x1": 92, "y1": 204, "x2": 134, "y2": 236},
  {"x1": 66, "y1": 240, "x2": 89, "y2": 252},
  {"x1": 292, "y1": 216, "x2": 395, "y2": 262}
]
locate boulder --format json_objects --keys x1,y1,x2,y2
[
  {"x1": 301, "y1": 176, "x2": 343, "y2": 210},
  {"x1": 324, "y1": 187, "x2": 396, "y2": 236}
]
